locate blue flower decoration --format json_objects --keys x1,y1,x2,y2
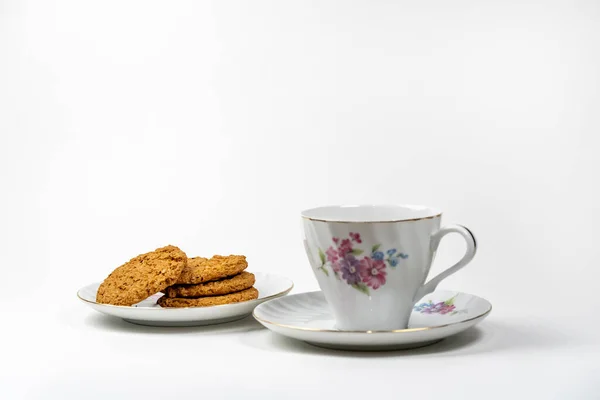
[
  {"x1": 387, "y1": 249, "x2": 397, "y2": 256},
  {"x1": 389, "y1": 258, "x2": 399, "y2": 267},
  {"x1": 372, "y1": 251, "x2": 384, "y2": 260},
  {"x1": 399, "y1": 253, "x2": 409, "y2": 259}
]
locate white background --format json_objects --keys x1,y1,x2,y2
[{"x1": 1, "y1": 0, "x2": 599, "y2": 398}]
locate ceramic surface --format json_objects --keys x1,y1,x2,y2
[
  {"x1": 301, "y1": 204, "x2": 477, "y2": 330},
  {"x1": 78, "y1": 272, "x2": 293, "y2": 327},
  {"x1": 253, "y1": 290, "x2": 491, "y2": 351}
]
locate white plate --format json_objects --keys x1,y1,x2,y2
[
  {"x1": 253, "y1": 290, "x2": 491, "y2": 351},
  {"x1": 78, "y1": 272, "x2": 293, "y2": 327}
]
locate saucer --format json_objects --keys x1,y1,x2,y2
[
  {"x1": 78, "y1": 272, "x2": 293, "y2": 327},
  {"x1": 253, "y1": 290, "x2": 491, "y2": 351}
]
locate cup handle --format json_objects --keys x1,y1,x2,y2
[{"x1": 413, "y1": 224, "x2": 477, "y2": 302}]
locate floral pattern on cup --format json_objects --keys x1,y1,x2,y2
[
  {"x1": 413, "y1": 295, "x2": 467, "y2": 316},
  {"x1": 316, "y1": 233, "x2": 409, "y2": 295}
]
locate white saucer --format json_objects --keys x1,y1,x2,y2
[
  {"x1": 78, "y1": 272, "x2": 293, "y2": 327},
  {"x1": 253, "y1": 290, "x2": 491, "y2": 351}
]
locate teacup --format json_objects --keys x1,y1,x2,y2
[{"x1": 301, "y1": 205, "x2": 477, "y2": 331}]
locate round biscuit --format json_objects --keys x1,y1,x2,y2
[
  {"x1": 175, "y1": 255, "x2": 247, "y2": 284},
  {"x1": 157, "y1": 287, "x2": 259, "y2": 308},
  {"x1": 165, "y1": 272, "x2": 255, "y2": 298},
  {"x1": 96, "y1": 245, "x2": 187, "y2": 306}
]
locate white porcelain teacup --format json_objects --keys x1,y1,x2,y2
[{"x1": 301, "y1": 205, "x2": 477, "y2": 331}]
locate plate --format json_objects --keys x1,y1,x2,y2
[{"x1": 78, "y1": 272, "x2": 293, "y2": 327}]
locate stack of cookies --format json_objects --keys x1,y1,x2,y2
[
  {"x1": 158, "y1": 255, "x2": 258, "y2": 308},
  {"x1": 95, "y1": 245, "x2": 259, "y2": 308}
]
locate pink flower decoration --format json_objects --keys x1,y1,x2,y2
[
  {"x1": 359, "y1": 257, "x2": 387, "y2": 289},
  {"x1": 316, "y1": 234, "x2": 411, "y2": 295},
  {"x1": 338, "y1": 239, "x2": 353, "y2": 256},
  {"x1": 326, "y1": 246, "x2": 339, "y2": 263},
  {"x1": 331, "y1": 261, "x2": 342, "y2": 273},
  {"x1": 349, "y1": 232, "x2": 362, "y2": 243},
  {"x1": 439, "y1": 304, "x2": 456, "y2": 315}
]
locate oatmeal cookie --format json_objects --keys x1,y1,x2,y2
[
  {"x1": 96, "y1": 245, "x2": 187, "y2": 306},
  {"x1": 165, "y1": 272, "x2": 255, "y2": 298},
  {"x1": 175, "y1": 255, "x2": 247, "y2": 284},
  {"x1": 157, "y1": 287, "x2": 259, "y2": 307}
]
